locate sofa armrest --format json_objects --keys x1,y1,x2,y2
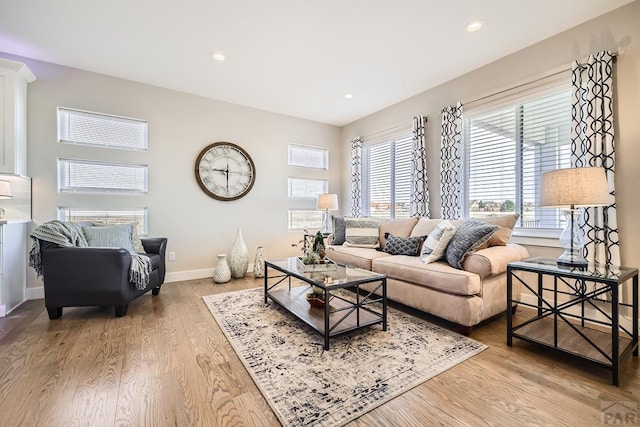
[
  {"x1": 141, "y1": 237, "x2": 167, "y2": 284},
  {"x1": 141, "y1": 237, "x2": 167, "y2": 255},
  {"x1": 463, "y1": 243, "x2": 530, "y2": 278},
  {"x1": 42, "y1": 247, "x2": 131, "y2": 293}
]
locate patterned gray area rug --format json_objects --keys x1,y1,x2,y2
[{"x1": 203, "y1": 287, "x2": 487, "y2": 427}]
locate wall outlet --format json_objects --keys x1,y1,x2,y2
[{"x1": 168, "y1": 252, "x2": 176, "y2": 261}]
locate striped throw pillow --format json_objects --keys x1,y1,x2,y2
[{"x1": 344, "y1": 218, "x2": 380, "y2": 248}]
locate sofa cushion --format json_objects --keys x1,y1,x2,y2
[
  {"x1": 372, "y1": 256, "x2": 481, "y2": 296},
  {"x1": 476, "y1": 214, "x2": 519, "y2": 248},
  {"x1": 445, "y1": 220, "x2": 498, "y2": 269},
  {"x1": 383, "y1": 233, "x2": 424, "y2": 256},
  {"x1": 331, "y1": 216, "x2": 347, "y2": 245},
  {"x1": 344, "y1": 218, "x2": 380, "y2": 248},
  {"x1": 420, "y1": 220, "x2": 456, "y2": 264},
  {"x1": 327, "y1": 245, "x2": 391, "y2": 270},
  {"x1": 410, "y1": 217, "x2": 442, "y2": 238},
  {"x1": 379, "y1": 217, "x2": 419, "y2": 248}
]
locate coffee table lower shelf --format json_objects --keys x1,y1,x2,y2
[{"x1": 267, "y1": 286, "x2": 383, "y2": 342}]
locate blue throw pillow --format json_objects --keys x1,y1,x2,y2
[{"x1": 83, "y1": 224, "x2": 136, "y2": 253}]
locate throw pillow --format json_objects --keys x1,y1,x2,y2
[
  {"x1": 445, "y1": 220, "x2": 499, "y2": 269},
  {"x1": 475, "y1": 214, "x2": 520, "y2": 248},
  {"x1": 420, "y1": 220, "x2": 456, "y2": 264},
  {"x1": 93, "y1": 221, "x2": 146, "y2": 253},
  {"x1": 383, "y1": 233, "x2": 424, "y2": 256},
  {"x1": 83, "y1": 224, "x2": 136, "y2": 253},
  {"x1": 331, "y1": 216, "x2": 346, "y2": 245},
  {"x1": 378, "y1": 217, "x2": 419, "y2": 249},
  {"x1": 344, "y1": 218, "x2": 380, "y2": 248}
]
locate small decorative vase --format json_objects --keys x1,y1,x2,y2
[
  {"x1": 213, "y1": 254, "x2": 231, "y2": 283},
  {"x1": 253, "y1": 246, "x2": 265, "y2": 278},
  {"x1": 229, "y1": 227, "x2": 249, "y2": 279}
]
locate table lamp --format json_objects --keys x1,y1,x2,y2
[
  {"x1": 316, "y1": 193, "x2": 339, "y2": 234},
  {"x1": 540, "y1": 167, "x2": 610, "y2": 267},
  {"x1": 0, "y1": 179, "x2": 12, "y2": 218}
]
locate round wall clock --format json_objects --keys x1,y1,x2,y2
[{"x1": 195, "y1": 142, "x2": 256, "y2": 201}]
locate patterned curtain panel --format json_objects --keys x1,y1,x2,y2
[
  {"x1": 350, "y1": 136, "x2": 363, "y2": 217},
  {"x1": 571, "y1": 50, "x2": 620, "y2": 266},
  {"x1": 411, "y1": 115, "x2": 430, "y2": 218},
  {"x1": 440, "y1": 102, "x2": 464, "y2": 220}
]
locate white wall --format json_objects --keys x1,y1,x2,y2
[
  {"x1": 0, "y1": 53, "x2": 342, "y2": 288},
  {"x1": 340, "y1": 1, "x2": 640, "y2": 266}
]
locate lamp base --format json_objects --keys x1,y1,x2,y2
[
  {"x1": 557, "y1": 250, "x2": 588, "y2": 268},
  {"x1": 321, "y1": 209, "x2": 331, "y2": 234}
]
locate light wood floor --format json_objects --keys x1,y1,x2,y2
[{"x1": 1, "y1": 276, "x2": 639, "y2": 426}]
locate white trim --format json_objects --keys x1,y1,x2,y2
[
  {"x1": 27, "y1": 286, "x2": 45, "y2": 300},
  {"x1": 164, "y1": 264, "x2": 256, "y2": 283}
]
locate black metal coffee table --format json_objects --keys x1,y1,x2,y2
[{"x1": 264, "y1": 257, "x2": 387, "y2": 350}]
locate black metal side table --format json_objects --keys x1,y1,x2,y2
[{"x1": 507, "y1": 257, "x2": 638, "y2": 386}]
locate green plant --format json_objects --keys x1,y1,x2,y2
[
  {"x1": 312, "y1": 231, "x2": 325, "y2": 253},
  {"x1": 302, "y1": 251, "x2": 318, "y2": 264}
]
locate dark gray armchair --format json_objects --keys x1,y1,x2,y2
[{"x1": 40, "y1": 237, "x2": 167, "y2": 319}]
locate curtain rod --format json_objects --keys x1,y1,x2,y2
[
  {"x1": 362, "y1": 121, "x2": 411, "y2": 139},
  {"x1": 463, "y1": 51, "x2": 619, "y2": 107}
]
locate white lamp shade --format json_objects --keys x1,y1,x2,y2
[
  {"x1": 539, "y1": 167, "x2": 610, "y2": 208},
  {"x1": 0, "y1": 180, "x2": 12, "y2": 199},
  {"x1": 316, "y1": 193, "x2": 339, "y2": 210}
]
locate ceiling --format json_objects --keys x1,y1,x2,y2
[{"x1": 0, "y1": 0, "x2": 633, "y2": 126}]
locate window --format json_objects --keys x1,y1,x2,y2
[
  {"x1": 288, "y1": 177, "x2": 328, "y2": 199},
  {"x1": 58, "y1": 107, "x2": 148, "y2": 150},
  {"x1": 362, "y1": 134, "x2": 413, "y2": 219},
  {"x1": 288, "y1": 210, "x2": 323, "y2": 230},
  {"x1": 288, "y1": 144, "x2": 328, "y2": 170},
  {"x1": 58, "y1": 208, "x2": 148, "y2": 235},
  {"x1": 464, "y1": 82, "x2": 571, "y2": 230},
  {"x1": 287, "y1": 144, "x2": 330, "y2": 230},
  {"x1": 58, "y1": 158, "x2": 148, "y2": 194}
]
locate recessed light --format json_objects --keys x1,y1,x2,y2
[
  {"x1": 211, "y1": 52, "x2": 226, "y2": 61},
  {"x1": 465, "y1": 20, "x2": 484, "y2": 33},
  {"x1": 344, "y1": 93, "x2": 354, "y2": 100}
]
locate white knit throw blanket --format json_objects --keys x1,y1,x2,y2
[{"x1": 29, "y1": 220, "x2": 151, "y2": 290}]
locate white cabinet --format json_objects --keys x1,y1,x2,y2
[
  {"x1": 0, "y1": 221, "x2": 28, "y2": 316},
  {"x1": 0, "y1": 58, "x2": 35, "y2": 175}
]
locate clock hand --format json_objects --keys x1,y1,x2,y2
[{"x1": 226, "y1": 160, "x2": 229, "y2": 190}]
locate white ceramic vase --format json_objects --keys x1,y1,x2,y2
[
  {"x1": 213, "y1": 254, "x2": 231, "y2": 283},
  {"x1": 229, "y1": 227, "x2": 249, "y2": 279},
  {"x1": 253, "y1": 246, "x2": 265, "y2": 278}
]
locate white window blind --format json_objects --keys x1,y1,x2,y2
[
  {"x1": 288, "y1": 145, "x2": 328, "y2": 169},
  {"x1": 58, "y1": 208, "x2": 148, "y2": 235},
  {"x1": 363, "y1": 134, "x2": 412, "y2": 219},
  {"x1": 465, "y1": 86, "x2": 571, "y2": 229},
  {"x1": 58, "y1": 158, "x2": 148, "y2": 194},
  {"x1": 58, "y1": 107, "x2": 148, "y2": 150},
  {"x1": 288, "y1": 177, "x2": 328, "y2": 199}
]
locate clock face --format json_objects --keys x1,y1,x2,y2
[{"x1": 195, "y1": 142, "x2": 256, "y2": 201}]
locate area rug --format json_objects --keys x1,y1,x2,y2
[{"x1": 203, "y1": 287, "x2": 486, "y2": 427}]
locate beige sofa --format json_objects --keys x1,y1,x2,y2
[{"x1": 327, "y1": 216, "x2": 529, "y2": 334}]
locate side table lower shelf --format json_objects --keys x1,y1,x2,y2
[{"x1": 507, "y1": 257, "x2": 639, "y2": 386}]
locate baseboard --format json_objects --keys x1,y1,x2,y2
[
  {"x1": 165, "y1": 263, "x2": 255, "y2": 283},
  {"x1": 27, "y1": 286, "x2": 45, "y2": 300}
]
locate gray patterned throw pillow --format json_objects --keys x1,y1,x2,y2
[
  {"x1": 445, "y1": 220, "x2": 498, "y2": 269},
  {"x1": 383, "y1": 233, "x2": 424, "y2": 256},
  {"x1": 331, "y1": 216, "x2": 346, "y2": 245}
]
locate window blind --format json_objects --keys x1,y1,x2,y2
[
  {"x1": 465, "y1": 88, "x2": 571, "y2": 229},
  {"x1": 288, "y1": 177, "x2": 328, "y2": 199},
  {"x1": 58, "y1": 108, "x2": 148, "y2": 151},
  {"x1": 288, "y1": 144, "x2": 328, "y2": 169},
  {"x1": 363, "y1": 133, "x2": 413, "y2": 219},
  {"x1": 58, "y1": 158, "x2": 148, "y2": 194}
]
